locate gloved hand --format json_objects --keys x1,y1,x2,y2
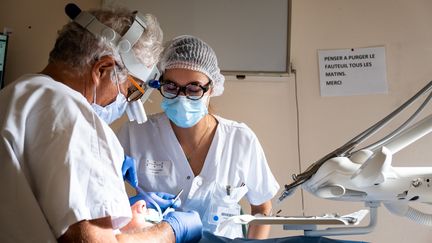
[
  {"x1": 163, "y1": 210, "x2": 203, "y2": 243},
  {"x1": 129, "y1": 191, "x2": 181, "y2": 211},
  {"x1": 122, "y1": 155, "x2": 138, "y2": 188}
]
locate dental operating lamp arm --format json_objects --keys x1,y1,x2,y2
[{"x1": 279, "y1": 80, "x2": 432, "y2": 229}]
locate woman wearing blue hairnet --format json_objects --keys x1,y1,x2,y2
[{"x1": 117, "y1": 35, "x2": 280, "y2": 239}]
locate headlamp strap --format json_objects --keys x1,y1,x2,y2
[{"x1": 65, "y1": 3, "x2": 158, "y2": 86}]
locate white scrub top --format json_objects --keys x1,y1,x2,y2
[
  {"x1": 0, "y1": 74, "x2": 131, "y2": 242},
  {"x1": 117, "y1": 113, "x2": 280, "y2": 239}
]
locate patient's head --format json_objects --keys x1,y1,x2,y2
[{"x1": 121, "y1": 200, "x2": 155, "y2": 232}]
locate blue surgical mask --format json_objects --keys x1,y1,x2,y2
[
  {"x1": 91, "y1": 69, "x2": 128, "y2": 124},
  {"x1": 161, "y1": 96, "x2": 208, "y2": 128},
  {"x1": 92, "y1": 92, "x2": 128, "y2": 124}
]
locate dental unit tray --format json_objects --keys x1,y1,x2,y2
[{"x1": 228, "y1": 209, "x2": 368, "y2": 231}]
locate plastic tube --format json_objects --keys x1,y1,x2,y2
[{"x1": 384, "y1": 202, "x2": 432, "y2": 226}]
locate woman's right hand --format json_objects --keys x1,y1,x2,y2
[{"x1": 129, "y1": 191, "x2": 181, "y2": 211}]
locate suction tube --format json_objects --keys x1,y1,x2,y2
[{"x1": 384, "y1": 202, "x2": 432, "y2": 226}]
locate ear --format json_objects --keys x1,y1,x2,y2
[
  {"x1": 208, "y1": 82, "x2": 215, "y2": 96},
  {"x1": 91, "y1": 56, "x2": 116, "y2": 86}
]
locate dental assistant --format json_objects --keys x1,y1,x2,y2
[
  {"x1": 0, "y1": 5, "x2": 201, "y2": 243},
  {"x1": 117, "y1": 35, "x2": 280, "y2": 239}
]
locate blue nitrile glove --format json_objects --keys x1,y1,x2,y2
[
  {"x1": 163, "y1": 210, "x2": 203, "y2": 243},
  {"x1": 122, "y1": 155, "x2": 138, "y2": 188},
  {"x1": 129, "y1": 191, "x2": 181, "y2": 211}
]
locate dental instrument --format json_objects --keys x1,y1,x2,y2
[{"x1": 162, "y1": 189, "x2": 184, "y2": 217}]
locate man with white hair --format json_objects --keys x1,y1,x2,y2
[{"x1": 0, "y1": 4, "x2": 202, "y2": 243}]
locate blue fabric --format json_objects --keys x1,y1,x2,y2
[{"x1": 199, "y1": 231, "x2": 368, "y2": 243}]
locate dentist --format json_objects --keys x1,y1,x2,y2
[{"x1": 0, "y1": 5, "x2": 201, "y2": 243}]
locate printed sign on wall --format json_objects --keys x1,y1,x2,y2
[{"x1": 318, "y1": 46, "x2": 388, "y2": 97}]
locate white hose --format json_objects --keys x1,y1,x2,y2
[
  {"x1": 384, "y1": 202, "x2": 432, "y2": 226},
  {"x1": 135, "y1": 186, "x2": 163, "y2": 222}
]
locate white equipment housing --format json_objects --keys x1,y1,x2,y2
[{"x1": 279, "y1": 81, "x2": 432, "y2": 236}]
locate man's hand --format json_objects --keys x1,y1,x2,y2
[{"x1": 163, "y1": 211, "x2": 203, "y2": 243}]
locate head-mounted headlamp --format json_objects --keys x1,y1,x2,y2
[{"x1": 65, "y1": 3, "x2": 160, "y2": 123}]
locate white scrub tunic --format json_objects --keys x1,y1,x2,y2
[
  {"x1": 117, "y1": 113, "x2": 280, "y2": 239},
  {"x1": 0, "y1": 74, "x2": 131, "y2": 242}
]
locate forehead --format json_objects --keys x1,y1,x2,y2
[{"x1": 163, "y1": 68, "x2": 209, "y2": 85}]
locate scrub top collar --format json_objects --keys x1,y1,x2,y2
[{"x1": 160, "y1": 113, "x2": 220, "y2": 179}]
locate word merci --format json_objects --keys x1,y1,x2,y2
[{"x1": 322, "y1": 53, "x2": 375, "y2": 86}]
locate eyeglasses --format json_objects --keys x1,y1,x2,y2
[{"x1": 158, "y1": 80, "x2": 212, "y2": 100}]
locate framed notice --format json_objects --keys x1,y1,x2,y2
[{"x1": 318, "y1": 46, "x2": 388, "y2": 97}]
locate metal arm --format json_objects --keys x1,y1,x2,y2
[
  {"x1": 278, "y1": 80, "x2": 432, "y2": 236},
  {"x1": 279, "y1": 80, "x2": 432, "y2": 202}
]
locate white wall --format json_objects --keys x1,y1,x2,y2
[
  {"x1": 291, "y1": 0, "x2": 432, "y2": 242},
  {"x1": 0, "y1": 0, "x2": 100, "y2": 83}
]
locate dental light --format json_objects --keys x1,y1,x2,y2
[{"x1": 65, "y1": 3, "x2": 160, "y2": 123}]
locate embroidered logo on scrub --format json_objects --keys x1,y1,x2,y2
[{"x1": 144, "y1": 159, "x2": 172, "y2": 175}]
